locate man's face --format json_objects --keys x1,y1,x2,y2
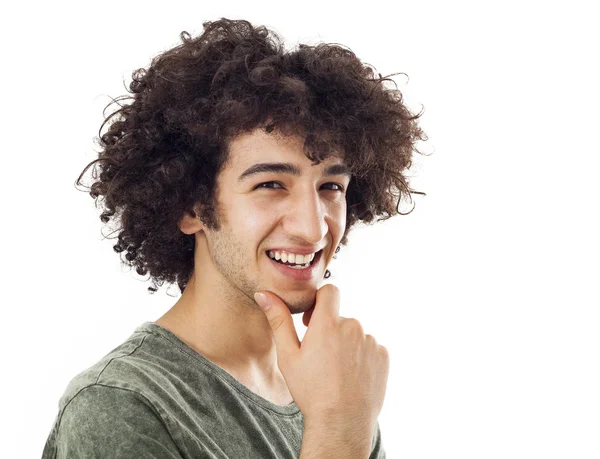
[{"x1": 200, "y1": 128, "x2": 350, "y2": 314}]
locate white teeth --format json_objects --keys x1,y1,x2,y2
[{"x1": 267, "y1": 250, "x2": 318, "y2": 264}]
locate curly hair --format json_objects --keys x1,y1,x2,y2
[{"x1": 75, "y1": 18, "x2": 428, "y2": 295}]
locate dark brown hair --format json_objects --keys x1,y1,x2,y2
[{"x1": 76, "y1": 18, "x2": 428, "y2": 294}]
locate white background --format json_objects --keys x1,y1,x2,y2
[{"x1": 1, "y1": 1, "x2": 598, "y2": 457}]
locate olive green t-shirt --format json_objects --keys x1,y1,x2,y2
[{"x1": 42, "y1": 322, "x2": 385, "y2": 458}]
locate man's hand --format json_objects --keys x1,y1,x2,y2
[{"x1": 254, "y1": 284, "x2": 389, "y2": 433}]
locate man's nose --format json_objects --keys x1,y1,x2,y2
[{"x1": 282, "y1": 190, "x2": 328, "y2": 244}]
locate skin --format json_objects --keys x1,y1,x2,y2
[{"x1": 154, "y1": 127, "x2": 350, "y2": 406}]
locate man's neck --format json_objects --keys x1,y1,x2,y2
[{"x1": 153, "y1": 273, "x2": 293, "y2": 405}]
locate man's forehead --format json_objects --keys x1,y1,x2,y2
[{"x1": 225, "y1": 130, "x2": 348, "y2": 175}]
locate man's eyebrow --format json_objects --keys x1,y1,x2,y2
[{"x1": 237, "y1": 162, "x2": 352, "y2": 182}]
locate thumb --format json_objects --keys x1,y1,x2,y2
[{"x1": 254, "y1": 291, "x2": 301, "y2": 361}]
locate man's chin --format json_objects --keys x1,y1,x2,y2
[
  {"x1": 253, "y1": 283, "x2": 317, "y2": 314},
  {"x1": 281, "y1": 292, "x2": 317, "y2": 315}
]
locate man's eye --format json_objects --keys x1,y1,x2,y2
[
  {"x1": 253, "y1": 182, "x2": 344, "y2": 192},
  {"x1": 322, "y1": 183, "x2": 345, "y2": 192},
  {"x1": 254, "y1": 181, "x2": 284, "y2": 190}
]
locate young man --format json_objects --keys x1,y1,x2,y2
[{"x1": 43, "y1": 18, "x2": 426, "y2": 458}]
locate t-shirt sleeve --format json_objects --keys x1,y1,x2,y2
[
  {"x1": 49, "y1": 384, "x2": 184, "y2": 459},
  {"x1": 369, "y1": 420, "x2": 386, "y2": 459}
]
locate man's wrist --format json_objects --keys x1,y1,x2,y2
[{"x1": 300, "y1": 416, "x2": 373, "y2": 459}]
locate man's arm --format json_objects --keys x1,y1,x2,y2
[
  {"x1": 299, "y1": 418, "x2": 385, "y2": 459},
  {"x1": 42, "y1": 384, "x2": 183, "y2": 459}
]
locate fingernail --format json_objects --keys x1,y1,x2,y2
[{"x1": 254, "y1": 292, "x2": 271, "y2": 310}]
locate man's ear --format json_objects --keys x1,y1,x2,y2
[{"x1": 178, "y1": 204, "x2": 205, "y2": 235}]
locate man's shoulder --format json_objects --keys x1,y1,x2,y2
[
  {"x1": 55, "y1": 323, "x2": 217, "y2": 415},
  {"x1": 57, "y1": 328, "x2": 149, "y2": 407},
  {"x1": 43, "y1": 328, "x2": 184, "y2": 458},
  {"x1": 43, "y1": 383, "x2": 182, "y2": 459}
]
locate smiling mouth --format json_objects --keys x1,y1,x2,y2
[{"x1": 265, "y1": 249, "x2": 323, "y2": 269}]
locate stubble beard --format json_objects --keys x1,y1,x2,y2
[{"x1": 209, "y1": 229, "x2": 318, "y2": 315}]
